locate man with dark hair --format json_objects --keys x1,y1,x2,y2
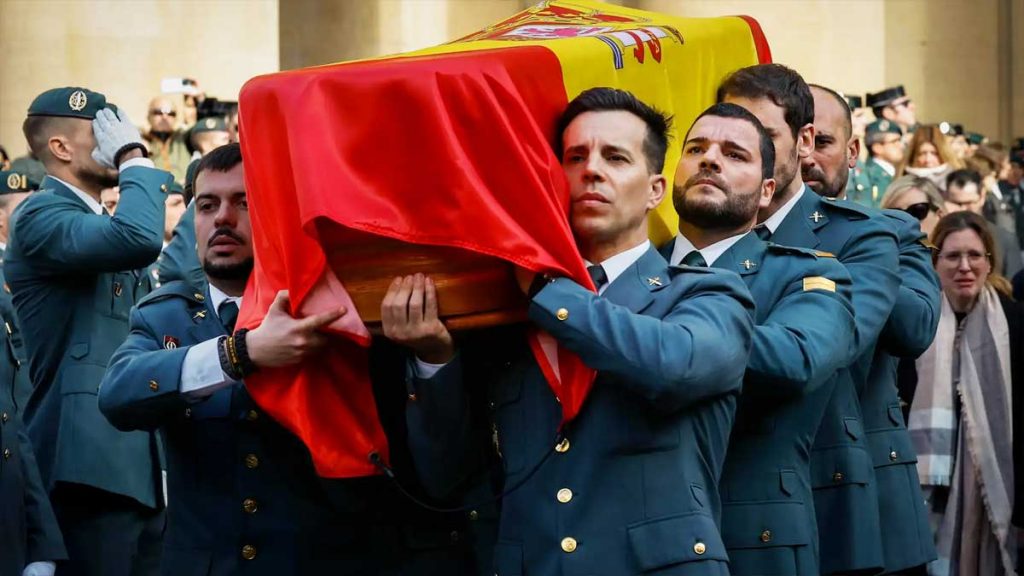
[
  {"x1": 663, "y1": 102, "x2": 854, "y2": 575},
  {"x1": 6, "y1": 86, "x2": 173, "y2": 576},
  {"x1": 864, "y1": 120, "x2": 905, "y2": 204},
  {"x1": 807, "y1": 83, "x2": 942, "y2": 576},
  {"x1": 803, "y1": 85, "x2": 858, "y2": 200},
  {"x1": 394, "y1": 87, "x2": 756, "y2": 575},
  {"x1": 721, "y1": 64, "x2": 905, "y2": 575},
  {"x1": 944, "y1": 169, "x2": 1023, "y2": 278}
]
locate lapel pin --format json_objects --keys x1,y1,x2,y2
[
  {"x1": 647, "y1": 277, "x2": 662, "y2": 286},
  {"x1": 193, "y1": 310, "x2": 207, "y2": 321},
  {"x1": 810, "y1": 211, "x2": 824, "y2": 223},
  {"x1": 742, "y1": 259, "x2": 755, "y2": 270}
]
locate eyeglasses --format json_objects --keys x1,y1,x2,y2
[
  {"x1": 149, "y1": 109, "x2": 177, "y2": 117},
  {"x1": 937, "y1": 250, "x2": 990, "y2": 266},
  {"x1": 881, "y1": 137, "x2": 903, "y2": 146},
  {"x1": 901, "y1": 202, "x2": 937, "y2": 221}
]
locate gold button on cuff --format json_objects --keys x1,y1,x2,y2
[
  {"x1": 760, "y1": 530, "x2": 772, "y2": 543},
  {"x1": 244, "y1": 454, "x2": 260, "y2": 469},
  {"x1": 555, "y1": 308, "x2": 569, "y2": 321},
  {"x1": 246, "y1": 410, "x2": 259, "y2": 422},
  {"x1": 468, "y1": 510, "x2": 479, "y2": 521},
  {"x1": 889, "y1": 450, "x2": 898, "y2": 462},
  {"x1": 148, "y1": 380, "x2": 159, "y2": 392},
  {"x1": 832, "y1": 472, "x2": 844, "y2": 483},
  {"x1": 693, "y1": 542, "x2": 706, "y2": 555},
  {"x1": 557, "y1": 488, "x2": 573, "y2": 503},
  {"x1": 242, "y1": 498, "x2": 258, "y2": 514},
  {"x1": 555, "y1": 437, "x2": 571, "y2": 453},
  {"x1": 561, "y1": 537, "x2": 577, "y2": 553},
  {"x1": 3, "y1": 448, "x2": 10, "y2": 460},
  {"x1": 241, "y1": 544, "x2": 256, "y2": 560},
  {"x1": 1, "y1": 412, "x2": 8, "y2": 424}
]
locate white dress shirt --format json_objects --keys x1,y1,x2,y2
[
  {"x1": 760, "y1": 184, "x2": 807, "y2": 235},
  {"x1": 179, "y1": 283, "x2": 241, "y2": 399},
  {"x1": 668, "y1": 232, "x2": 747, "y2": 267}
]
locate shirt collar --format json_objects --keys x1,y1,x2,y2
[
  {"x1": 585, "y1": 240, "x2": 650, "y2": 294},
  {"x1": 49, "y1": 176, "x2": 103, "y2": 215},
  {"x1": 669, "y1": 230, "x2": 748, "y2": 267},
  {"x1": 761, "y1": 184, "x2": 806, "y2": 233},
  {"x1": 208, "y1": 283, "x2": 242, "y2": 318},
  {"x1": 873, "y1": 158, "x2": 896, "y2": 177}
]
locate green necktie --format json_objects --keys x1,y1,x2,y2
[
  {"x1": 754, "y1": 225, "x2": 771, "y2": 241},
  {"x1": 681, "y1": 250, "x2": 707, "y2": 268}
]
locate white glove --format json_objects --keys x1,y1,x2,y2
[
  {"x1": 92, "y1": 108, "x2": 146, "y2": 169},
  {"x1": 22, "y1": 561, "x2": 56, "y2": 576}
]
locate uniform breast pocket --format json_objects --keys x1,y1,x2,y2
[{"x1": 106, "y1": 272, "x2": 138, "y2": 320}]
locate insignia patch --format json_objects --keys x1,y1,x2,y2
[
  {"x1": 6, "y1": 173, "x2": 22, "y2": 189},
  {"x1": 879, "y1": 120, "x2": 890, "y2": 131},
  {"x1": 742, "y1": 259, "x2": 755, "y2": 270},
  {"x1": 814, "y1": 250, "x2": 836, "y2": 258},
  {"x1": 647, "y1": 277, "x2": 662, "y2": 286},
  {"x1": 205, "y1": 118, "x2": 216, "y2": 129},
  {"x1": 193, "y1": 310, "x2": 207, "y2": 320},
  {"x1": 69, "y1": 90, "x2": 88, "y2": 112},
  {"x1": 803, "y1": 276, "x2": 837, "y2": 293},
  {"x1": 163, "y1": 336, "x2": 179, "y2": 349},
  {"x1": 113, "y1": 281, "x2": 123, "y2": 297},
  {"x1": 810, "y1": 211, "x2": 824, "y2": 222}
]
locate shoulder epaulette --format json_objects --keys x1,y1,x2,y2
[
  {"x1": 136, "y1": 280, "x2": 206, "y2": 308},
  {"x1": 821, "y1": 196, "x2": 876, "y2": 219},
  {"x1": 764, "y1": 243, "x2": 824, "y2": 259}
]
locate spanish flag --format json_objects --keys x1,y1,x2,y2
[{"x1": 238, "y1": 0, "x2": 770, "y2": 478}]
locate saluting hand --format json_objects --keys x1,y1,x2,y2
[
  {"x1": 246, "y1": 290, "x2": 346, "y2": 369},
  {"x1": 381, "y1": 274, "x2": 454, "y2": 364}
]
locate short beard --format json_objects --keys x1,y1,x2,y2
[
  {"x1": 672, "y1": 171, "x2": 759, "y2": 231},
  {"x1": 803, "y1": 163, "x2": 850, "y2": 199},
  {"x1": 204, "y1": 257, "x2": 254, "y2": 282},
  {"x1": 76, "y1": 163, "x2": 118, "y2": 190}
]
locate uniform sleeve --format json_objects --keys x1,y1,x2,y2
[
  {"x1": 879, "y1": 212, "x2": 941, "y2": 358},
  {"x1": 13, "y1": 165, "x2": 171, "y2": 276},
  {"x1": 158, "y1": 203, "x2": 206, "y2": 290},
  {"x1": 745, "y1": 257, "x2": 855, "y2": 397},
  {"x1": 529, "y1": 269, "x2": 755, "y2": 411},
  {"x1": 98, "y1": 305, "x2": 195, "y2": 431},
  {"x1": 837, "y1": 215, "x2": 901, "y2": 359},
  {"x1": 18, "y1": 424, "x2": 67, "y2": 564}
]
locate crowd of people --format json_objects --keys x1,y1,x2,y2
[{"x1": 0, "y1": 61, "x2": 1023, "y2": 576}]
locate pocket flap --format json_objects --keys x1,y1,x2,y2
[
  {"x1": 843, "y1": 417, "x2": 863, "y2": 440},
  {"x1": 628, "y1": 512, "x2": 728, "y2": 572},
  {"x1": 68, "y1": 342, "x2": 89, "y2": 360},
  {"x1": 868, "y1": 428, "x2": 918, "y2": 467},
  {"x1": 722, "y1": 501, "x2": 812, "y2": 548},
  {"x1": 810, "y1": 446, "x2": 873, "y2": 488},
  {"x1": 887, "y1": 403, "x2": 905, "y2": 426},
  {"x1": 489, "y1": 377, "x2": 522, "y2": 409}
]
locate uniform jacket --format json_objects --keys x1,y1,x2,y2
[
  {"x1": 157, "y1": 202, "x2": 205, "y2": 291},
  {"x1": 669, "y1": 234, "x2": 855, "y2": 576},
  {"x1": 98, "y1": 281, "x2": 474, "y2": 576},
  {"x1": 409, "y1": 247, "x2": 756, "y2": 576},
  {"x1": 5, "y1": 168, "x2": 171, "y2": 508},
  {"x1": 0, "y1": 323, "x2": 66, "y2": 575},
  {"x1": 852, "y1": 209, "x2": 939, "y2": 572},
  {"x1": 847, "y1": 159, "x2": 879, "y2": 208},
  {"x1": 863, "y1": 158, "x2": 894, "y2": 204},
  {"x1": 0, "y1": 247, "x2": 31, "y2": 411},
  {"x1": 771, "y1": 190, "x2": 901, "y2": 575}
]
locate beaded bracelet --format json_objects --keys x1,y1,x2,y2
[
  {"x1": 217, "y1": 335, "x2": 243, "y2": 380},
  {"x1": 233, "y1": 328, "x2": 258, "y2": 377}
]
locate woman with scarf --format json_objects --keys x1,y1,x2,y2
[
  {"x1": 898, "y1": 125, "x2": 965, "y2": 192},
  {"x1": 909, "y1": 211, "x2": 1024, "y2": 575}
]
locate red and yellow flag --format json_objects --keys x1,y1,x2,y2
[{"x1": 238, "y1": 0, "x2": 770, "y2": 478}]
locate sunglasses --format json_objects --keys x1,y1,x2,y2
[
  {"x1": 901, "y1": 202, "x2": 936, "y2": 221},
  {"x1": 149, "y1": 109, "x2": 177, "y2": 117}
]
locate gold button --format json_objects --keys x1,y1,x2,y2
[
  {"x1": 184, "y1": 408, "x2": 192, "y2": 419},
  {"x1": 557, "y1": 488, "x2": 573, "y2": 503},
  {"x1": 561, "y1": 537, "x2": 577, "y2": 553},
  {"x1": 555, "y1": 437, "x2": 570, "y2": 453},
  {"x1": 760, "y1": 530, "x2": 772, "y2": 543},
  {"x1": 3, "y1": 448, "x2": 10, "y2": 460},
  {"x1": 194, "y1": 293, "x2": 205, "y2": 301},
  {"x1": 693, "y1": 542, "x2": 706, "y2": 555},
  {"x1": 556, "y1": 308, "x2": 569, "y2": 321},
  {"x1": 242, "y1": 498, "x2": 258, "y2": 514},
  {"x1": 407, "y1": 393, "x2": 418, "y2": 403},
  {"x1": 148, "y1": 380, "x2": 159, "y2": 392},
  {"x1": 468, "y1": 510, "x2": 479, "y2": 521},
  {"x1": 890, "y1": 450, "x2": 898, "y2": 462},
  {"x1": 1, "y1": 412, "x2": 7, "y2": 423},
  {"x1": 246, "y1": 410, "x2": 259, "y2": 422},
  {"x1": 241, "y1": 544, "x2": 256, "y2": 560},
  {"x1": 244, "y1": 454, "x2": 260, "y2": 469},
  {"x1": 160, "y1": 184, "x2": 168, "y2": 193},
  {"x1": 832, "y1": 472, "x2": 844, "y2": 483}
]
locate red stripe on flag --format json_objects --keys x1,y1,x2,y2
[{"x1": 736, "y1": 16, "x2": 773, "y2": 64}]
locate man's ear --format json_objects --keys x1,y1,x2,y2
[
  {"x1": 760, "y1": 178, "x2": 776, "y2": 209},
  {"x1": 847, "y1": 137, "x2": 861, "y2": 169},
  {"x1": 796, "y1": 124, "x2": 815, "y2": 160},
  {"x1": 48, "y1": 135, "x2": 72, "y2": 163},
  {"x1": 647, "y1": 173, "x2": 667, "y2": 211}
]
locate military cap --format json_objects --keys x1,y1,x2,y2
[
  {"x1": 966, "y1": 132, "x2": 986, "y2": 145},
  {"x1": 1010, "y1": 150, "x2": 1024, "y2": 166},
  {"x1": 27, "y1": 87, "x2": 117, "y2": 119},
  {"x1": 866, "y1": 119, "x2": 903, "y2": 137},
  {"x1": 866, "y1": 86, "x2": 907, "y2": 109},
  {"x1": 191, "y1": 116, "x2": 227, "y2": 135},
  {"x1": 0, "y1": 171, "x2": 38, "y2": 194},
  {"x1": 939, "y1": 122, "x2": 964, "y2": 136},
  {"x1": 167, "y1": 181, "x2": 184, "y2": 196},
  {"x1": 184, "y1": 158, "x2": 202, "y2": 191},
  {"x1": 843, "y1": 94, "x2": 863, "y2": 109}
]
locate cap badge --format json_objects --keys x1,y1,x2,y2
[
  {"x1": 879, "y1": 120, "x2": 890, "y2": 131},
  {"x1": 204, "y1": 118, "x2": 216, "y2": 129},
  {"x1": 69, "y1": 90, "x2": 88, "y2": 112},
  {"x1": 6, "y1": 173, "x2": 21, "y2": 189}
]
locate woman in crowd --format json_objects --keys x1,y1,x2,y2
[
  {"x1": 908, "y1": 211, "x2": 1023, "y2": 575},
  {"x1": 881, "y1": 175, "x2": 946, "y2": 237},
  {"x1": 898, "y1": 125, "x2": 965, "y2": 191}
]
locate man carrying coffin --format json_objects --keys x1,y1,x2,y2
[
  {"x1": 386, "y1": 87, "x2": 756, "y2": 575},
  {"x1": 662, "y1": 102, "x2": 855, "y2": 574},
  {"x1": 99, "y1": 143, "x2": 475, "y2": 575}
]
